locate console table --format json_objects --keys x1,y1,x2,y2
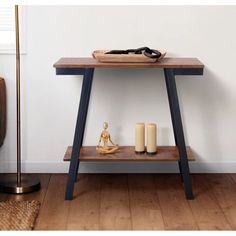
[{"x1": 53, "y1": 57, "x2": 204, "y2": 200}]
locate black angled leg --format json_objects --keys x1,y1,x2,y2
[
  {"x1": 74, "y1": 68, "x2": 94, "y2": 183},
  {"x1": 164, "y1": 70, "x2": 183, "y2": 183},
  {"x1": 65, "y1": 68, "x2": 94, "y2": 200},
  {"x1": 164, "y1": 68, "x2": 193, "y2": 200}
]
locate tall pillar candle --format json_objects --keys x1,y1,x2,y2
[
  {"x1": 135, "y1": 123, "x2": 145, "y2": 153},
  {"x1": 147, "y1": 123, "x2": 157, "y2": 154}
]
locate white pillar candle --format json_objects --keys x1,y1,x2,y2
[
  {"x1": 147, "y1": 123, "x2": 157, "y2": 154},
  {"x1": 135, "y1": 123, "x2": 145, "y2": 153}
]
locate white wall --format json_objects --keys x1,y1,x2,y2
[{"x1": 0, "y1": 6, "x2": 236, "y2": 173}]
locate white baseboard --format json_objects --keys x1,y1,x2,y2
[{"x1": 0, "y1": 161, "x2": 236, "y2": 173}]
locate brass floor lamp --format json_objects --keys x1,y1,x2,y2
[{"x1": 0, "y1": 6, "x2": 40, "y2": 193}]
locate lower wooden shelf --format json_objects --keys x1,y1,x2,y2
[{"x1": 64, "y1": 146, "x2": 195, "y2": 162}]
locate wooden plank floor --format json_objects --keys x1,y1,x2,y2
[{"x1": 0, "y1": 174, "x2": 236, "y2": 230}]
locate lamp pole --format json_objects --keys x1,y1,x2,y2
[
  {"x1": 15, "y1": 5, "x2": 21, "y2": 185},
  {"x1": 0, "y1": 5, "x2": 40, "y2": 194}
]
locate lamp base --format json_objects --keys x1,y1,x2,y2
[{"x1": 0, "y1": 175, "x2": 40, "y2": 194}]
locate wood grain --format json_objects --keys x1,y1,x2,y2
[
  {"x1": 189, "y1": 174, "x2": 231, "y2": 230},
  {"x1": 53, "y1": 57, "x2": 204, "y2": 69},
  {"x1": 154, "y1": 174, "x2": 198, "y2": 230},
  {"x1": 2, "y1": 174, "x2": 236, "y2": 230},
  {"x1": 64, "y1": 146, "x2": 194, "y2": 162},
  {"x1": 35, "y1": 175, "x2": 70, "y2": 230},
  {"x1": 128, "y1": 174, "x2": 164, "y2": 230},
  {"x1": 100, "y1": 174, "x2": 132, "y2": 230},
  {"x1": 230, "y1": 174, "x2": 236, "y2": 183},
  {"x1": 206, "y1": 174, "x2": 236, "y2": 229},
  {"x1": 66, "y1": 174, "x2": 101, "y2": 230}
]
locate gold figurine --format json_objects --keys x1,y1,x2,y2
[{"x1": 96, "y1": 122, "x2": 118, "y2": 154}]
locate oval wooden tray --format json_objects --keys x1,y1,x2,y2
[{"x1": 92, "y1": 49, "x2": 166, "y2": 63}]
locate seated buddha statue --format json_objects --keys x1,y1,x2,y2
[{"x1": 96, "y1": 122, "x2": 118, "y2": 154}]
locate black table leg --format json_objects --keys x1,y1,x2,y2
[
  {"x1": 74, "y1": 68, "x2": 94, "y2": 182},
  {"x1": 65, "y1": 68, "x2": 94, "y2": 200},
  {"x1": 164, "y1": 70, "x2": 183, "y2": 183},
  {"x1": 164, "y1": 68, "x2": 194, "y2": 200}
]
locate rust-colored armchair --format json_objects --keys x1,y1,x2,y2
[{"x1": 0, "y1": 77, "x2": 6, "y2": 147}]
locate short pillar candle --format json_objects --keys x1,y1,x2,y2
[
  {"x1": 147, "y1": 123, "x2": 157, "y2": 154},
  {"x1": 135, "y1": 123, "x2": 145, "y2": 153}
]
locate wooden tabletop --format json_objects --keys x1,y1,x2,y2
[{"x1": 53, "y1": 57, "x2": 204, "y2": 69}]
